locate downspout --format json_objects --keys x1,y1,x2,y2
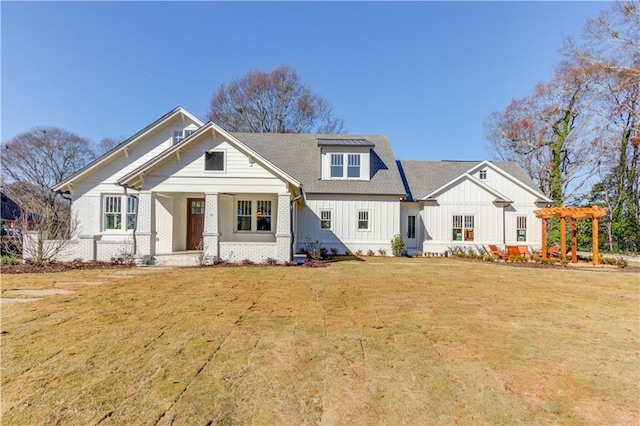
[
  {"x1": 289, "y1": 193, "x2": 303, "y2": 261},
  {"x1": 503, "y1": 206, "x2": 506, "y2": 245}
]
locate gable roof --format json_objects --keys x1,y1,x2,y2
[
  {"x1": 117, "y1": 122, "x2": 301, "y2": 190},
  {"x1": 398, "y1": 160, "x2": 551, "y2": 202},
  {"x1": 232, "y1": 133, "x2": 407, "y2": 196},
  {"x1": 53, "y1": 106, "x2": 203, "y2": 193}
]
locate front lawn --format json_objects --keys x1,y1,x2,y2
[{"x1": 1, "y1": 258, "x2": 638, "y2": 424}]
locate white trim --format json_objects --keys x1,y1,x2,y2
[
  {"x1": 117, "y1": 122, "x2": 300, "y2": 190},
  {"x1": 319, "y1": 209, "x2": 333, "y2": 231},
  {"x1": 53, "y1": 107, "x2": 203, "y2": 192},
  {"x1": 467, "y1": 160, "x2": 552, "y2": 202},
  {"x1": 422, "y1": 173, "x2": 512, "y2": 203},
  {"x1": 204, "y1": 149, "x2": 226, "y2": 173},
  {"x1": 357, "y1": 210, "x2": 370, "y2": 231}
]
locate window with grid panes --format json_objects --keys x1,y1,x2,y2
[{"x1": 517, "y1": 216, "x2": 527, "y2": 242}]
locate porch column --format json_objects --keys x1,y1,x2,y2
[
  {"x1": 202, "y1": 192, "x2": 219, "y2": 259},
  {"x1": 541, "y1": 218, "x2": 548, "y2": 259},
  {"x1": 276, "y1": 193, "x2": 292, "y2": 262},
  {"x1": 136, "y1": 191, "x2": 156, "y2": 260},
  {"x1": 560, "y1": 215, "x2": 567, "y2": 262},
  {"x1": 571, "y1": 217, "x2": 578, "y2": 264},
  {"x1": 592, "y1": 216, "x2": 599, "y2": 265}
]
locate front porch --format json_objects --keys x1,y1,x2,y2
[{"x1": 136, "y1": 191, "x2": 293, "y2": 264}]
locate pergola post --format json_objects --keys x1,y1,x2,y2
[
  {"x1": 592, "y1": 216, "x2": 599, "y2": 266},
  {"x1": 560, "y1": 216, "x2": 567, "y2": 262},
  {"x1": 571, "y1": 217, "x2": 578, "y2": 264},
  {"x1": 541, "y1": 218, "x2": 548, "y2": 259}
]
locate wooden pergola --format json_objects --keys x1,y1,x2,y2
[{"x1": 533, "y1": 206, "x2": 607, "y2": 265}]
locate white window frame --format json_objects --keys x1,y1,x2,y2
[
  {"x1": 479, "y1": 169, "x2": 487, "y2": 180},
  {"x1": 347, "y1": 154, "x2": 361, "y2": 178},
  {"x1": 517, "y1": 216, "x2": 527, "y2": 242},
  {"x1": 330, "y1": 154, "x2": 344, "y2": 178},
  {"x1": 204, "y1": 150, "x2": 226, "y2": 172},
  {"x1": 357, "y1": 210, "x2": 370, "y2": 231},
  {"x1": 103, "y1": 194, "x2": 137, "y2": 232},
  {"x1": 173, "y1": 130, "x2": 184, "y2": 145},
  {"x1": 452, "y1": 214, "x2": 474, "y2": 241},
  {"x1": 407, "y1": 215, "x2": 416, "y2": 239},
  {"x1": 328, "y1": 153, "x2": 363, "y2": 180},
  {"x1": 235, "y1": 197, "x2": 275, "y2": 233},
  {"x1": 320, "y1": 209, "x2": 332, "y2": 230}
]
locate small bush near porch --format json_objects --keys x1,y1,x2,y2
[{"x1": 1, "y1": 258, "x2": 638, "y2": 424}]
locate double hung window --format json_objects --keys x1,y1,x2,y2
[
  {"x1": 329, "y1": 153, "x2": 362, "y2": 179},
  {"x1": 237, "y1": 199, "x2": 273, "y2": 232},
  {"x1": 320, "y1": 210, "x2": 332, "y2": 230},
  {"x1": 517, "y1": 216, "x2": 527, "y2": 242},
  {"x1": 104, "y1": 195, "x2": 137, "y2": 231},
  {"x1": 453, "y1": 214, "x2": 474, "y2": 241},
  {"x1": 357, "y1": 211, "x2": 369, "y2": 231}
]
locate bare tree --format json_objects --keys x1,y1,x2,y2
[
  {"x1": 1, "y1": 127, "x2": 93, "y2": 263},
  {"x1": 208, "y1": 65, "x2": 345, "y2": 134},
  {"x1": 3, "y1": 191, "x2": 79, "y2": 266},
  {"x1": 98, "y1": 135, "x2": 127, "y2": 155},
  {"x1": 568, "y1": 1, "x2": 640, "y2": 250},
  {"x1": 2, "y1": 127, "x2": 94, "y2": 208},
  {"x1": 485, "y1": 66, "x2": 596, "y2": 205}
]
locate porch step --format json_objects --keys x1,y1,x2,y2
[{"x1": 148, "y1": 252, "x2": 202, "y2": 267}]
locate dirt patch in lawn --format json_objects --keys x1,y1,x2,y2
[
  {"x1": 1, "y1": 261, "x2": 133, "y2": 274},
  {"x1": 1, "y1": 258, "x2": 637, "y2": 425}
]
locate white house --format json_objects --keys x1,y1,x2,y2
[{"x1": 49, "y1": 106, "x2": 552, "y2": 265}]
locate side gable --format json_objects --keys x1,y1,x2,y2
[
  {"x1": 398, "y1": 160, "x2": 551, "y2": 205},
  {"x1": 424, "y1": 173, "x2": 513, "y2": 204},
  {"x1": 465, "y1": 161, "x2": 552, "y2": 204},
  {"x1": 53, "y1": 107, "x2": 203, "y2": 193}
]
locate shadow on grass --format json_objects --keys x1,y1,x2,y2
[{"x1": 330, "y1": 255, "x2": 365, "y2": 262}]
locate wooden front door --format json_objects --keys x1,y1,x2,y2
[{"x1": 186, "y1": 198, "x2": 205, "y2": 250}]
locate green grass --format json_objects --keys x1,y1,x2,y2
[{"x1": 1, "y1": 258, "x2": 638, "y2": 425}]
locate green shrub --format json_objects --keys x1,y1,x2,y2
[
  {"x1": 329, "y1": 247, "x2": 339, "y2": 256},
  {"x1": 1, "y1": 255, "x2": 19, "y2": 265},
  {"x1": 391, "y1": 234, "x2": 405, "y2": 257}
]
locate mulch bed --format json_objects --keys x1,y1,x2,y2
[{"x1": 1, "y1": 261, "x2": 133, "y2": 274}]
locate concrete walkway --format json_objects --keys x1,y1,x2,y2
[{"x1": 1, "y1": 266, "x2": 175, "y2": 305}]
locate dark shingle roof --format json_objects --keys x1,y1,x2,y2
[
  {"x1": 398, "y1": 160, "x2": 544, "y2": 201},
  {"x1": 232, "y1": 133, "x2": 407, "y2": 195},
  {"x1": 1, "y1": 191, "x2": 22, "y2": 221}
]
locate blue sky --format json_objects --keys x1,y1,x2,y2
[{"x1": 2, "y1": 1, "x2": 609, "y2": 162}]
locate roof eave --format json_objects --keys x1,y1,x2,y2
[{"x1": 53, "y1": 107, "x2": 203, "y2": 192}]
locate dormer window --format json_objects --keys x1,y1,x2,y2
[
  {"x1": 319, "y1": 138, "x2": 373, "y2": 181},
  {"x1": 328, "y1": 153, "x2": 364, "y2": 179},
  {"x1": 173, "y1": 130, "x2": 184, "y2": 145},
  {"x1": 330, "y1": 154, "x2": 344, "y2": 178},
  {"x1": 348, "y1": 154, "x2": 361, "y2": 178},
  {"x1": 479, "y1": 169, "x2": 487, "y2": 180},
  {"x1": 173, "y1": 129, "x2": 195, "y2": 145}
]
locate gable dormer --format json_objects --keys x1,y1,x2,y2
[{"x1": 318, "y1": 138, "x2": 373, "y2": 181}]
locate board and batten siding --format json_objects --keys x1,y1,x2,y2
[
  {"x1": 421, "y1": 176, "x2": 544, "y2": 253},
  {"x1": 296, "y1": 194, "x2": 400, "y2": 253},
  {"x1": 143, "y1": 135, "x2": 288, "y2": 194}
]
